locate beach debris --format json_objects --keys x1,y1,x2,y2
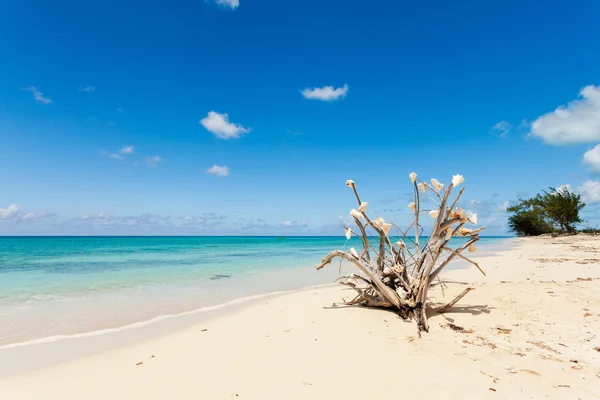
[
  {"x1": 358, "y1": 202, "x2": 368, "y2": 213},
  {"x1": 488, "y1": 388, "x2": 496, "y2": 392},
  {"x1": 495, "y1": 327, "x2": 512, "y2": 334},
  {"x1": 583, "y1": 312, "x2": 593, "y2": 317},
  {"x1": 150, "y1": 355, "x2": 155, "y2": 358},
  {"x1": 527, "y1": 340, "x2": 560, "y2": 354},
  {"x1": 372, "y1": 217, "x2": 392, "y2": 235},
  {"x1": 555, "y1": 385, "x2": 570, "y2": 388},
  {"x1": 518, "y1": 369, "x2": 540, "y2": 376},
  {"x1": 594, "y1": 346, "x2": 600, "y2": 352},
  {"x1": 442, "y1": 323, "x2": 473, "y2": 334},
  {"x1": 345, "y1": 228, "x2": 352, "y2": 240},
  {"x1": 437, "y1": 288, "x2": 475, "y2": 314},
  {"x1": 201, "y1": 328, "x2": 208, "y2": 332},
  {"x1": 452, "y1": 174, "x2": 464, "y2": 187},
  {"x1": 430, "y1": 178, "x2": 444, "y2": 191},
  {"x1": 467, "y1": 213, "x2": 478, "y2": 224},
  {"x1": 317, "y1": 174, "x2": 486, "y2": 333},
  {"x1": 136, "y1": 362, "x2": 143, "y2": 366},
  {"x1": 210, "y1": 274, "x2": 231, "y2": 280},
  {"x1": 480, "y1": 371, "x2": 499, "y2": 383},
  {"x1": 350, "y1": 209, "x2": 364, "y2": 220}
]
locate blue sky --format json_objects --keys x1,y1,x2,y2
[{"x1": 1, "y1": 0, "x2": 600, "y2": 235}]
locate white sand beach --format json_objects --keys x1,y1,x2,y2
[{"x1": 1, "y1": 236, "x2": 599, "y2": 399}]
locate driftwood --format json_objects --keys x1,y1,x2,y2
[
  {"x1": 437, "y1": 288, "x2": 475, "y2": 314},
  {"x1": 316, "y1": 173, "x2": 486, "y2": 332}
]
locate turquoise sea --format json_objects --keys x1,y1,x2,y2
[{"x1": 0, "y1": 236, "x2": 511, "y2": 346}]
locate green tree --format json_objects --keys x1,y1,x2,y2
[
  {"x1": 507, "y1": 187, "x2": 585, "y2": 236},
  {"x1": 534, "y1": 187, "x2": 584, "y2": 233},
  {"x1": 507, "y1": 200, "x2": 554, "y2": 236}
]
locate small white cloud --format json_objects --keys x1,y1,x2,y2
[
  {"x1": 146, "y1": 156, "x2": 162, "y2": 167},
  {"x1": 178, "y1": 213, "x2": 226, "y2": 228},
  {"x1": 576, "y1": 180, "x2": 600, "y2": 204},
  {"x1": 215, "y1": 0, "x2": 239, "y2": 9},
  {"x1": 490, "y1": 121, "x2": 512, "y2": 137},
  {"x1": 107, "y1": 145, "x2": 134, "y2": 160},
  {"x1": 583, "y1": 144, "x2": 600, "y2": 172},
  {"x1": 200, "y1": 111, "x2": 250, "y2": 140},
  {"x1": 120, "y1": 146, "x2": 134, "y2": 155},
  {"x1": 301, "y1": 84, "x2": 348, "y2": 101},
  {"x1": 0, "y1": 204, "x2": 20, "y2": 219},
  {"x1": 19, "y1": 211, "x2": 53, "y2": 222},
  {"x1": 78, "y1": 85, "x2": 95, "y2": 92},
  {"x1": 530, "y1": 85, "x2": 600, "y2": 145},
  {"x1": 281, "y1": 220, "x2": 308, "y2": 228},
  {"x1": 206, "y1": 165, "x2": 230, "y2": 177},
  {"x1": 20, "y1": 86, "x2": 52, "y2": 104},
  {"x1": 555, "y1": 184, "x2": 573, "y2": 194},
  {"x1": 495, "y1": 201, "x2": 510, "y2": 212}
]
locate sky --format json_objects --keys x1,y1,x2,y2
[{"x1": 1, "y1": 0, "x2": 600, "y2": 236}]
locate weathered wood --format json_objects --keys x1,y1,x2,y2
[
  {"x1": 317, "y1": 175, "x2": 485, "y2": 333},
  {"x1": 437, "y1": 288, "x2": 475, "y2": 313}
]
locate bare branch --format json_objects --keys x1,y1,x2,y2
[{"x1": 436, "y1": 288, "x2": 475, "y2": 314}]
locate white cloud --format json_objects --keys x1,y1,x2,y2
[
  {"x1": 200, "y1": 111, "x2": 250, "y2": 139},
  {"x1": 97, "y1": 212, "x2": 113, "y2": 221},
  {"x1": 78, "y1": 85, "x2": 95, "y2": 92},
  {"x1": 20, "y1": 86, "x2": 52, "y2": 104},
  {"x1": 120, "y1": 146, "x2": 134, "y2": 155},
  {"x1": 495, "y1": 201, "x2": 510, "y2": 212},
  {"x1": 583, "y1": 144, "x2": 600, "y2": 172},
  {"x1": 491, "y1": 121, "x2": 512, "y2": 137},
  {"x1": 107, "y1": 145, "x2": 134, "y2": 160},
  {"x1": 0, "y1": 204, "x2": 20, "y2": 219},
  {"x1": 555, "y1": 184, "x2": 573, "y2": 194},
  {"x1": 301, "y1": 84, "x2": 348, "y2": 101},
  {"x1": 530, "y1": 85, "x2": 600, "y2": 144},
  {"x1": 215, "y1": 0, "x2": 239, "y2": 9},
  {"x1": 19, "y1": 211, "x2": 53, "y2": 222},
  {"x1": 206, "y1": 165, "x2": 230, "y2": 177},
  {"x1": 576, "y1": 180, "x2": 600, "y2": 204},
  {"x1": 281, "y1": 220, "x2": 308, "y2": 228},
  {"x1": 109, "y1": 153, "x2": 124, "y2": 160},
  {"x1": 178, "y1": 213, "x2": 226, "y2": 227},
  {"x1": 146, "y1": 156, "x2": 162, "y2": 167}
]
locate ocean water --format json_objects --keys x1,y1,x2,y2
[{"x1": 0, "y1": 236, "x2": 511, "y2": 346}]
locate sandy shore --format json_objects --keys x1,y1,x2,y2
[{"x1": 1, "y1": 236, "x2": 599, "y2": 399}]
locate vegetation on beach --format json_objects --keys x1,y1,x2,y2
[
  {"x1": 507, "y1": 187, "x2": 585, "y2": 236},
  {"x1": 317, "y1": 173, "x2": 485, "y2": 333}
]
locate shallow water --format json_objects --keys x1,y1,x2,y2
[{"x1": 0, "y1": 236, "x2": 511, "y2": 346}]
